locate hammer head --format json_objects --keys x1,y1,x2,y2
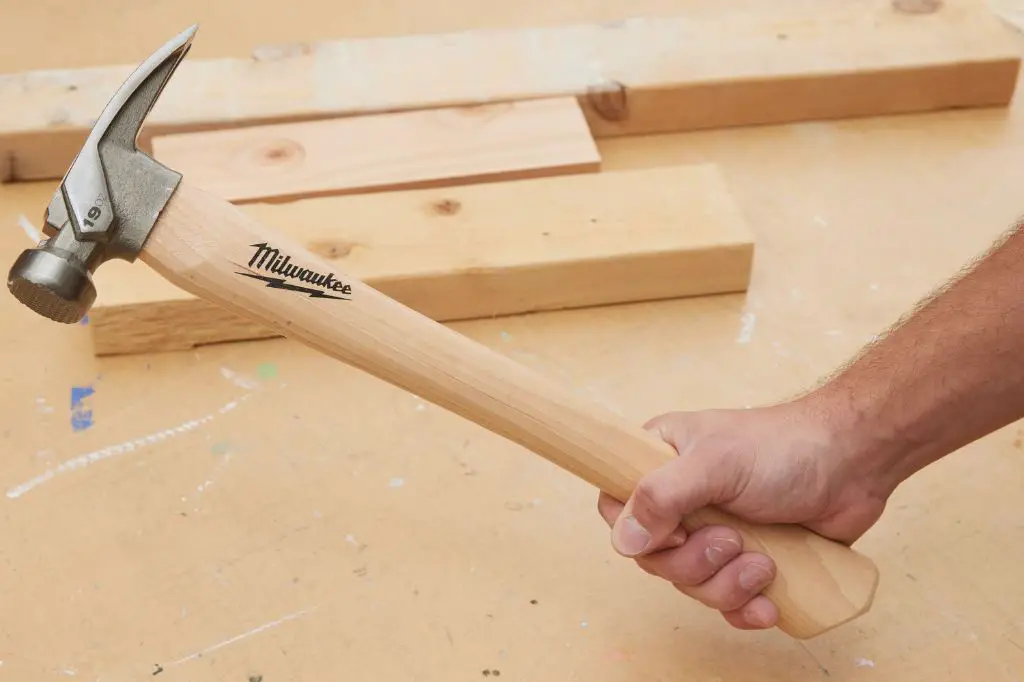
[{"x1": 7, "y1": 26, "x2": 198, "y2": 323}]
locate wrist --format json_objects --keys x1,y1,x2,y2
[{"x1": 789, "y1": 384, "x2": 917, "y2": 502}]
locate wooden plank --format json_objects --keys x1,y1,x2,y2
[
  {"x1": 2, "y1": 0, "x2": 1019, "y2": 182},
  {"x1": 87, "y1": 163, "x2": 755, "y2": 356},
  {"x1": 149, "y1": 97, "x2": 601, "y2": 204}
]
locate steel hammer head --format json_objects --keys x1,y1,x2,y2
[{"x1": 7, "y1": 25, "x2": 198, "y2": 323}]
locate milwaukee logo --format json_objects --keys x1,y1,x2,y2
[{"x1": 236, "y1": 242, "x2": 353, "y2": 300}]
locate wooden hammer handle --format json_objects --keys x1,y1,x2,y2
[{"x1": 140, "y1": 181, "x2": 878, "y2": 639}]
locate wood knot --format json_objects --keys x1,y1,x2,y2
[
  {"x1": 258, "y1": 138, "x2": 305, "y2": 166},
  {"x1": 892, "y1": 0, "x2": 942, "y2": 13},
  {"x1": 585, "y1": 80, "x2": 629, "y2": 123},
  {"x1": 430, "y1": 198, "x2": 462, "y2": 216},
  {"x1": 309, "y1": 240, "x2": 356, "y2": 259}
]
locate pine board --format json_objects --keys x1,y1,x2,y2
[
  {"x1": 149, "y1": 97, "x2": 600, "y2": 203},
  {"x1": 88, "y1": 163, "x2": 755, "y2": 355},
  {"x1": 1, "y1": 0, "x2": 1020, "y2": 181}
]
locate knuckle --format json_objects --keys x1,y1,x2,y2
[{"x1": 631, "y1": 476, "x2": 675, "y2": 522}]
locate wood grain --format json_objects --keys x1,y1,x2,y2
[
  {"x1": 149, "y1": 98, "x2": 601, "y2": 203},
  {"x1": 89, "y1": 164, "x2": 755, "y2": 355},
  {"x1": 2, "y1": 0, "x2": 1019, "y2": 180}
]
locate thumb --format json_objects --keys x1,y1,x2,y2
[{"x1": 610, "y1": 418, "x2": 728, "y2": 557}]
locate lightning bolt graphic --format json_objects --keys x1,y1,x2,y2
[{"x1": 236, "y1": 271, "x2": 350, "y2": 300}]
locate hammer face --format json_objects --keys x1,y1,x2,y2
[{"x1": 7, "y1": 25, "x2": 198, "y2": 324}]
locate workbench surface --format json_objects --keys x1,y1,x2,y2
[{"x1": 3, "y1": 1, "x2": 1024, "y2": 680}]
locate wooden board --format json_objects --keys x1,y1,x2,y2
[
  {"x1": 149, "y1": 97, "x2": 601, "y2": 203},
  {"x1": 2, "y1": 0, "x2": 1020, "y2": 181},
  {"x1": 87, "y1": 163, "x2": 755, "y2": 355}
]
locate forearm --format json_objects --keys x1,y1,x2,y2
[{"x1": 806, "y1": 222, "x2": 1024, "y2": 494}]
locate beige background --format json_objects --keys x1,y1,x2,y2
[{"x1": 2, "y1": 0, "x2": 1024, "y2": 680}]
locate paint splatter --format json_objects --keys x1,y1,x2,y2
[
  {"x1": 256, "y1": 362, "x2": 278, "y2": 379},
  {"x1": 8, "y1": 397, "x2": 246, "y2": 499},
  {"x1": 210, "y1": 442, "x2": 232, "y2": 455},
  {"x1": 388, "y1": 477, "x2": 405, "y2": 488},
  {"x1": 220, "y1": 367, "x2": 259, "y2": 389},
  {"x1": 79, "y1": 314, "x2": 89, "y2": 326},
  {"x1": 162, "y1": 607, "x2": 316, "y2": 668},
  {"x1": 70, "y1": 385, "x2": 95, "y2": 431},
  {"x1": 854, "y1": 657, "x2": 875, "y2": 668},
  {"x1": 35, "y1": 397, "x2": 53, "y2": 414},
  {"x1": 736, "y1": 312, "x2": 756, "y2": 344},
  {"x1": 500, "y1": 331, "x2": 511, "y2": 341}
]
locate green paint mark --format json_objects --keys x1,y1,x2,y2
[
  {"x1": 211, "y1": 442, "x2": 232, "y2": 455},
  {"x1": 257, "y1": 362, "x2": 278, "y2": 379}
]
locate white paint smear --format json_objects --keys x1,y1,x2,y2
[
  {"x1": 388, "y1": 477, "x2": 405, "y2": 488},
  {"x1": 165, "y1": 607, "x2": 316, "y2": 668},
  {"x1": 220, "y1": 366, "x2": 259, "y2": 390},
  {"x1": 854, "y1": 657, "x2": 876, "y2": 668},
  {"x1": 6, "y1": 398, "x2": 244, "y2": 499},
  {"x1": 737, "y1": 312, "x2": 756, "y2": 344},
  {"x1": 17, "y1": 214, "x2": 42, "y2": 243}
]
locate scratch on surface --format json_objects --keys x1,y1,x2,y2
[
  {"x1": 164, "y1": 606, "x2": 317, "y2": 668},
  {"x1": 798, "y1": 642, "x2": 831, "y2": 676},
  {"x1": 6, "y1": 397, "x2": 248, "y2": 499},
  {"x1": 17, "y1": 214, "x2": 42, "y2": 242},
  {"x1": 737, "y1": 311, "x2": 756, "y2": 344}
]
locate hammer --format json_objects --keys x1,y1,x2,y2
[{"x1": 6, "y1": 26, "x2": 878, "y2": 639}]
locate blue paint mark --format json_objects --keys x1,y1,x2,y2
[
  {"x1": 79, "y1": 314, "x2": 90, "y2": 326},
  {"x1": 70, "y1": 385, "x2": 95, "y2": 431}
]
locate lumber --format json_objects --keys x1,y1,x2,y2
[
  {"x1": 2, "y1": 0, "x2": 1020, "y2": 182},
  {"x1": 149, "y1": 97, "x2": 601, "y2": 204},
  {"x1": 87, "y1": 163, "x2": 755, "y2": 356}
]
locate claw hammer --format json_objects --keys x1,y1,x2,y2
[{"x1": 6, "y1": 25, "x2": 878, "y2": 639}]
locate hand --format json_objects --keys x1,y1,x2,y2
[{"x1": 597, "y1": 401, "x2": 890, "y2": 631}]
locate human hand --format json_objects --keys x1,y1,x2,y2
[{"x1": 597, "y1": 401, "x2": 890, "y2": 630}]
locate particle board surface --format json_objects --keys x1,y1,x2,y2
[
  {"x1": 7, "y1": 1, "x2": 1024, "y2": 681},
  {"x1": 149, "y1": 97, "x2": 601, "y2": 203},
  {"x1": 1, "y1": 0, "x2": 1020, "y2": 181},
  {"x1": 88, "y1": 163, "x2": 754, "y2": 355}
]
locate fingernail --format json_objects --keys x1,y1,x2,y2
[
  {"x1": 704, "y1": 537, "x2": 741, "y2": 567},
  {"x1": 739, "y1": 563, "x2": 773, "y2": 591},
  {"x1": 612, "y1": 515, "x2": 651, "y2": 556}
]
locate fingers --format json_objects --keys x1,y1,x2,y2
[
  {"x1": 721, "y1": 595, "x2": 779, "y2": 630},
  {"x1": 672, "y1": 552, "x2": 776, "y2": 614},
  {"x1": 598, "y1": 495, "x2": 777, "y2": 626},
  {"x1": 633, "y1": 525, "x2": 742, "y2": 586}
]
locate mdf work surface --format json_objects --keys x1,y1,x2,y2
[{"x1": 1, "y1": 1, "x2": 1024, "y2": 681}]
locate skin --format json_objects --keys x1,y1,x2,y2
[{"x1": 598, "y1": 219, "x2": 1024, "y2": 631}]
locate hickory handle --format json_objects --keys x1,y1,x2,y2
[{"x1": 141, "y1": 181, "x2": 879, "y2": 639}]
